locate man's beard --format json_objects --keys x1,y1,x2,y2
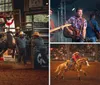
[{"x1": 76, "y1": 14, "x2": 82, "y2": 18}]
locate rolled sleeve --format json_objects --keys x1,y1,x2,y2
[{"x1": 66, "y1": 17, "x2": 73, "y2": 24}]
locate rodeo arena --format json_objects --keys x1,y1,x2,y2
[
  {"x1": 0, "y1": 0, "x2": 48, "y2": 85},
  {"x1": 50, "y1": 44, "x2": 100, "y2": 85}
]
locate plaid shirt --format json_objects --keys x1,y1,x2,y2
[{"x1": 67, "y1": 16, "x2": 87, "y2": 30}]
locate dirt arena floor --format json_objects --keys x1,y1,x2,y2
[
  {"x1": 0, "y1": 62, "x2": 48, "y2": 85},
  {"x1": 51, "y1": 61, "x2": 100, "y2": 85}
]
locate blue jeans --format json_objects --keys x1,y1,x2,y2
[
  {"x1": 88, "y1": 37, "x2": 97, "y2": 42},
  {"x1": 18, "y1": 48, "x2": 27, "y2": 64},
  {"x1": 68, "y1": 58, "x2": 74, "y2": 67}
]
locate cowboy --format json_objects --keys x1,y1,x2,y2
[
  {"x1": 16, "y1": 31, "x2": 27, "y2": 65},
  {"x1": 50, "y1": 9, "x2": 56, "y2": 42},
  {"x1": 15, "y1": 26, "x2": 20, "y2": 37},
  {"x1": 32, "y1": 32, "x2": 45, "y2": 50},
  {"x1": 68, "y1": 52, "x2": 81, "y2": 69},
  {"x1": 71, "y1": 52, "x2": 81, "y2": 62},
  {"x1": 32, "y1": 32, "x2": 48, "y2": 68}
]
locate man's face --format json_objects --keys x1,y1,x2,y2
[
  {"x1": 76, "y1": 9, "x2": 83, "y2": 17},
  {"x1": 16, "y1": 29, "x2": 20, "y2": 33},
  {"x1": 20, "y1": 35, "x2": 24, "y2": 38},
  {"x1": 93, "y1": 15, "x2": 95, "y2": 19}
]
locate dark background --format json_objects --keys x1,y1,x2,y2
[{"x1": 51, "y1": 0, "x2": 100, "y2": 26}]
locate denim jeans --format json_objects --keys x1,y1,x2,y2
[
  {"x1": 18, "y1": 48, "x2": 27, "y2": 64},
  {"x1": 87, "y1": 37, "x2": 97, "y2": 42},
  {"x1": 89, "y1": 37, "x2": 97, "y2": 42}
]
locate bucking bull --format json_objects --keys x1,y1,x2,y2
[{"x1": 0, "y1": 31, "x2": 16, "y2": 57}]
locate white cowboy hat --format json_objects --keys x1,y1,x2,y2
[
  {"x1": 19, "y1": 31, "x2": 25, "y2": 35},
  {"x1": 16, "y1": 27, "x2": 20, "y2": 30}
]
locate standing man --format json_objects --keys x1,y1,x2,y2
[
  {"x1": 32, "y1": 32, "x2": 45, "y2": 50},
  {"x1": 16, "y1": 31, "x2": 27, "y2": 65},
  {"x1": 50, "y1": 9, "x2": 63, "y2": 42},
  {"x1": 65, "y1": 8, "x2": 87, "y2": 42},
  {"x1": 50, "y1": 9, "x2": 55, "y2": 29},
  {"x1": 15, "y1": 26, "x2": 20, "y2": 37},
  {"x1": 86, "y1": 13, "x2": 100, "y2": 42},
  {"x1": 50, "y1": 9, "x2": 56, "y2": 42},
  {"x1": 15, "y1": 26, "x2": 21, "y2": 60},
  {"x1": 32, "y1": 32, "x2": 48, "y2": 68}
]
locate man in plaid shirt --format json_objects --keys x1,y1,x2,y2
[{"x1": 66, "y1": 8, "x2": 87, "y2": 42}]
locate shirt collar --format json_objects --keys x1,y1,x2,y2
[{"x1": 75, "y1": 16, "x2": 82, "y2": 20}]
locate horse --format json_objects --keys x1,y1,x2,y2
[
  {"x1": 55, "y1": 57, "x2": 90, "y2": 80},
  {"x1": 0, "y1": 31, "x2": 16, "y2": 57}
]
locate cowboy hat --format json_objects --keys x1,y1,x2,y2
[
  {"x1": 15, "y1": 27, "x2": 20, "y2": 30},
  {"x1": 73, "y1": 52, "x2": 79, "y2": 55},
  {"x1": 19, "y1": 31, "x2": 25, "y2": 35},
  {"x1": 32, "y1": 32, "x2": 40, "y2": 36}
]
